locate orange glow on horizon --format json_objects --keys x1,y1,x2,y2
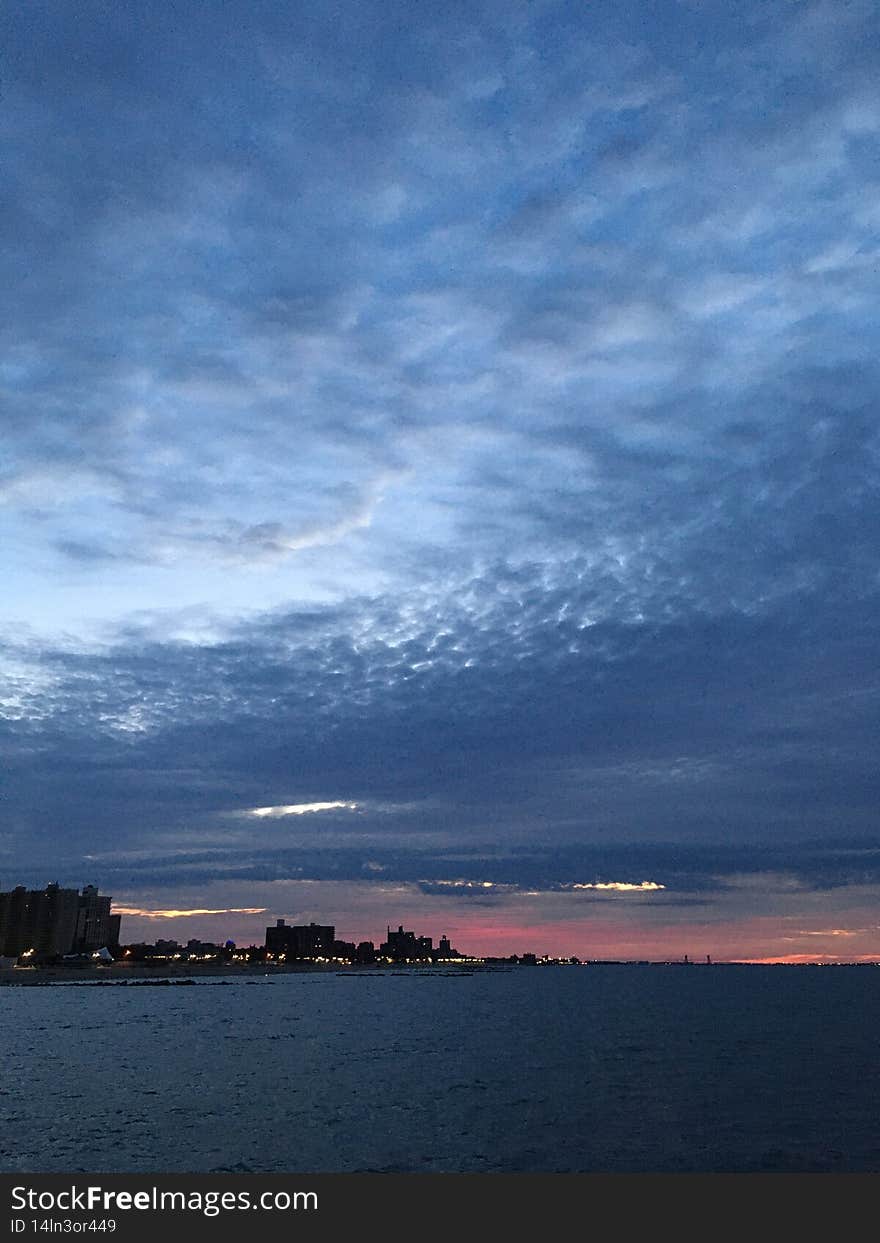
[
  {"x1": 109, "y1": 883, "x2": 880, "y2": 964},
  {"x1": 731, "y1": 953, "x2": 880, "y2": 965},
  {"x1": 113, "y1": 906, "x2": 268, "y2": 919}
]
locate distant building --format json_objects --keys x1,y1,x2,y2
[
  {"x1": 125, "y1": 943, "x2": 156, "y2": 961},
  {"x1": 0, "y1": 883, "x2": 121, "y2": 960},
  {"x1": 381, "y1": 925, "x2": 415, "y2": 960},
  {"x1": 265, "y1": 920, "x2": 288, "y2": 955},
  {"x1": 75, "y1": 885, "x2": 113, "y2": 952},
  {"x1": 0, "y1": 882, "x2": 98, "y2": 958},
  {"x1": 185, "y1": 938, "x2": 220, "y2": 957},
  {"x1": 355, "y1": 941, "x2": 376, "y2": 964},
  {"x1": 265, "y1": 919, "x2": 336, "y2": 959},
  {"x1": 381, "y1": 925, "x2": 434, "y2": 962}
]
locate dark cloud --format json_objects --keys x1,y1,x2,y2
[
  {"x1": 1, "y1": 2, "x2": 879, "y2": 950},
  {"x1": 2, "y1": 566, "x2": 878, "y2": 879}
]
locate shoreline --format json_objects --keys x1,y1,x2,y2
[
  {"x1": 0, "y1": 961, "x2": 489, "y2": 985},
  {"x1": 3, "y1": 959, "x2": 878, "y2": 985}
]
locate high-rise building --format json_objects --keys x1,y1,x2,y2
[
  {"x1": 264, "y1": 919, "x2": 336, "y2": 958},
  {"x1": 75, "y1": 885, "x2": 113, "y2": 951},
  {"x1": 0, "y1": 883, "x2": 119, "y2": 959},
  {"x1": 0, "y1": 883, "x2": 80, "y2": 957}
]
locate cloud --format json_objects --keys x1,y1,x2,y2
[
  {"x1": 3, "y1": 2, "x2": 877, "y2": 609},
  {"x1": 247, "y1": 802, "x2": 359, "y2": 819},
  {"x1": 416, "y1": 880, "x2": 512, "y2": 899},
  {"x1": 1, "y1": 1, "x2": 879, "y2": 952},
  {"x1": 112, "y1": 907, "x2": 268, "y2": 919},
  {"x1": 570, "y1": 882, "x2": 665, "y2": 893}
]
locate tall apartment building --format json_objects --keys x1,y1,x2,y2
[
  {"x1": 74, "y1": 885, "x2": 113, "y2": 951},
  {"x1": 0, "y1": 882, "x2": 119, "y2": 958}
]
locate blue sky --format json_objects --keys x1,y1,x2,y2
[{"x1": 2, "y1": 0, "x2": 879, "y2": 959}]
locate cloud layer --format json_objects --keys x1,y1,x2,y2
[{"x1": 2, "y1": 1, "x2": 879, "y2": 957}]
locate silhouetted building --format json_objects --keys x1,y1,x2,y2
[
  {"x1": 265, "y1": 919, "x2": 289, "y2": 955},
  {"x1": 125, "y1": 943, "x2": 155, "y2": 961},
  {"x1": 0, "y1": 883, "x2": 82, "y2": 958},
  {"x1": 75, "y1": 885, "x2": 113, "y2": 951},
  {"x1": 0, "y1": 883, "x2": 119, "y2": 960},
  {"x1": 265, "y1": 919, "x2": 336, "y2": 959},
  {"x1": 185, "y1": 938, "x2": 220, "y2": 957},
  {"x1": 332, "y1": 940, "x2": 356, "y2": 960},
  {"x1": 381, "y1": 925, "x2": 434, "y2": 961},
  {"x1": 355, "y1": 940, "x2": 376, "y2": 964}
]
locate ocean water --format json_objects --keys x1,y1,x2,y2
[{"x1": 3, "y1": 965, "x2": 880, "y2": 1173}]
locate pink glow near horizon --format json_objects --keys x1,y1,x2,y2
[{"x1": 115, "y1": 905, "x2": 880, "y2": 964}]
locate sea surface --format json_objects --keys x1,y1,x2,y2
[{"x1": 3, "y1": 965, "x2": 880, "y2": 1173}]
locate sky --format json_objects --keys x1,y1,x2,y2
[{"x1": 2, "y1": 0, "x2": 879, "y2": 962}]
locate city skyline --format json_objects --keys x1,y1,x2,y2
[
  {"x1": 4, "y1": 874, "x2": 879, "y2": 967},
  {"x1": 3, "y1": 2, "x2": 880, "y2": 966}
]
